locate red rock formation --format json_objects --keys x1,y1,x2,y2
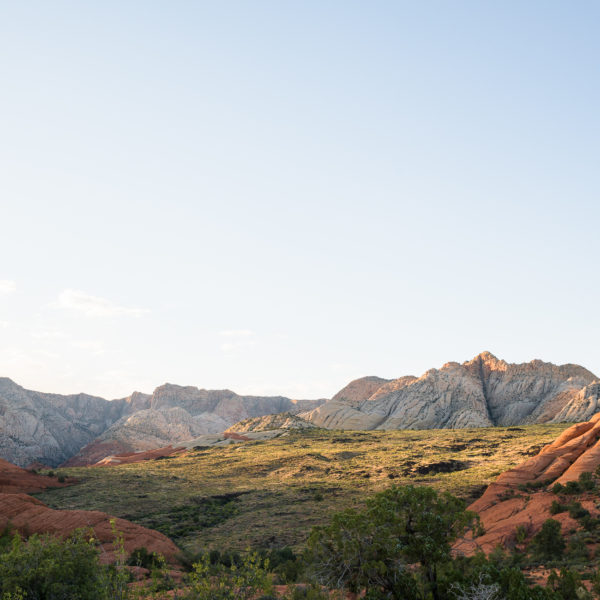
[
  {"x1": 456, "y1": 413, "x2": 600, "y2": 555},
  {"x1": 0, "y1": 493, "x2": 179, "y2": 563},
  {"x1": 0, "y1": 458, "x2": 66, "y2": 493},
  {"x1": 61, "y1": 440, "x2": 133, "y2": 467},
  {"x1": 93, "y1": 445, "x2": 185, "y2": 466},
  {"x1": 223, "y1": 431, "x2": 250, "y2": 441},
  {"x1": 0, "y1": 457, "x2": 179, "y2": 563}
]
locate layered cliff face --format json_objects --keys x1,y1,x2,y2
[
  {"x1": 0, "y1": 379, "x2": 325, "y2": 467},
  {"x1": 0, "y1": 378, "x2": 129, "y2": 468},
  {"x1": 301, "y1": 352, "x2": 600, "y2": 430}
]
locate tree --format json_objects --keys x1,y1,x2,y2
[
  {"x1": 529, "y1": 519, "x2": 565, "y2": 562},
  {"x1": 306, "y1": 485, "x2": 478, "y2": 600}
]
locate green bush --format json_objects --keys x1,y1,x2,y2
[
  {"x1": 0, "y1": 531, "x2": 107, "y2": 600},
  {"x1": 127, "y1": 546, "x2": 163, "y2": 570},
  {"x1": 186, "y1": 552, "x2": 272, "y2": 600},
  {"x1": 578, "y1": 472, "x2": 595, "y2": 492},
  {"x1": 567, "y1": 501, "x2": 589, "y2": 520},
  {"x1": 547, "y1": 568, "x2": 587, "y2": 600},
  {"x1": 529, "y1": 519, "x2": 565, "y2": 562}
]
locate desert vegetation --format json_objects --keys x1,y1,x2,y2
[
  {"x1": 6, "y1": 423, "x2": 598, "y2": 598},
  {"x1": 36, "y1": 425, "x2": 569, "y2": 552}
]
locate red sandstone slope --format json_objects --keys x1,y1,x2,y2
[
  {"x1": 93, "y1": 445, "x2": 185, "y2": 466},
  {"x1": 0, "y1": 458, "x2": 66, "y2": 493},
  {"x1": 0, "y1": 458, "x2": 179, "y2": 562},
  {"x1": 456, "y1": 413, "x2": 600, "y2": 555},
  {"x1": 0, "y1": 493, "x2": 179, "y2": 562}
]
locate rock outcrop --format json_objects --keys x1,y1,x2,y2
[
  {"x1": 0, "y1": 378, "x2": 128, "y2": 468},
  {"x1": 455, "y1": 413, "x2": 600, "y2": 555},
  {"x1": 225, "y1": 412, "x2": 316, "y2": 433},
  {"x1": 0, "y1": 378, "x2": 325, "y2": 467},
  {"x1": 0, "y1": 458, "x2": 66, "y2": 494},
  {"x1": 302, "y1": 352, "x2": 600, "y2": 430}
]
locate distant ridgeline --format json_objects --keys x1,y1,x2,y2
[{"x1": 1, "y1": 352, "x2": 599, "y2": 468}]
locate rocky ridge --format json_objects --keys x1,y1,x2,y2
[
  {"x1": 455, "y1": 412, "x2": 600, "y2": 555},
  {"x1": 225, "y1": 412, "x2": 316, "y2": 433},
  {"x1": 0, "y1": 378, "x2": 324, "y2": 467},
  {"x1": 301, "y1": 352, "x2": 600, "y2": 430}
]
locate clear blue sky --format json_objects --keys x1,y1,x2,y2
[{"x1": 1, "y1": 2, "x2": 599, "y2": 399}]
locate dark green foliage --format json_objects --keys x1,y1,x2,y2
[
  {"x1": 578, "y1": 471, "x2": 595, "y2": 491},
  {"x1": 566, "y1": 501, "x2": 589, "y2": 520},
  {"x1": 552, "y1": 483, "x2": 564, "y2": 494},
  {"x1": 518, "y1": 480, "x2": 551, "y2": 492},
  {"x1": 264, "y1": 547, "x2": 302, "y2": 583},
  {"x1": 579, "y1": 513, "x2": 599, "y2": 531},
  {"x1": 529, "y1": 519, "x2": 565, "y2": 561},
  {"x1": 306, "y1": 484, "x2": 478, "y2": 599},
  {"x1": 127, "y1": 546, "x2": 163, "y2": 570},
  {"x1": 0, "y1": 531, "x2": 107, "y2": 600},
  {"x1": 565, "y1": 534, "x2": 588, "y2": 562},
  {"x1": 564, "y1": 481, "x2": 581, "y2": 495},
  {"x1": 547, "y1": 569, "x2": 584, "y2": 600},
  {"x1": 145, "y1": 493, "x2": 241, "y2": 539}
]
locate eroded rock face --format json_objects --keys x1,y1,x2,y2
[
  {"x1": 302, "y1": 352, "x2": 599, "y2": 430},
  {"x1": 0, "y1": 378, "x2": 129, "y2": 468},
  {"x1": 225, "y1": 412, "x2": 316, "y2": 433},
  {"x1": 455, "y1": 413, "x2": 600, "y2": 555},
  {"x1": 0, "y1": 378, "x2": 325, "y2": 467}
]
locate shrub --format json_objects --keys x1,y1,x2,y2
[
  {"x1": 186, "y1": 551, "x2": 272, "y2": 600},
  {"x1": 564, "y1": 481, "x2": 582, "y2": 495},
  {"x1": 567, "y1": 501, "x2": 589, "y2": 520},
  {"x1": 547, "y1": 568, "x2": 587, "y2": 600},
  {"x1": 127, "y1": 546, "x2": 163, "y2": 570},
  {"x1": 0, "y1": 531, "x2": 106, "y2": 600},
  {"x1": 529, "y1": 519, "x2": 565, "y2": 561},
  {"x1": 550, "y1": 500, "x2": 566, "y2": 515},
  {"x1": 552, "y1": 483, "x2": 565, "y2": 494},
  {"x1": 578, "y1": 471, "x2": 595, "y2": 492}
]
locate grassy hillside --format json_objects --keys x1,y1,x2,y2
[{"x1": 35, "y1": 424, "x2": 570, "y2": 554}]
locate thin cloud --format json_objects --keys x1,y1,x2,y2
[
  {"x1": 0, "y1": 321, "x2": 9, "y2": 329},
  {"x1": 57, "y1": 289, "x2": 148, "y2": 318},
  {"x1": 0, "y1": 280, "x2": 16, "y2": 294}
]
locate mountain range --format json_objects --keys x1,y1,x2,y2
[
  {"x1": 2, "y1": 352, "x2": 600, "y2": 468},
  {"x1": 0, "y1": 377, "x2": 323, "y2": 467},
  {"x1": 300, "y1": 352, "x2": 600, "y2": 429}
]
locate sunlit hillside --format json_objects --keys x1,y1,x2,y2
[{"x1": 35, "y1": 423, "x2": 570, "y2": 553}]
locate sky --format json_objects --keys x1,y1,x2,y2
[{"x1": 1, "y1": 2, "x2": 599, "y2": 400}]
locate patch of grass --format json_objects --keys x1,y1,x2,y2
[{"x1": 35, "y1": 423, "x2": 570, "y2": 553}]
